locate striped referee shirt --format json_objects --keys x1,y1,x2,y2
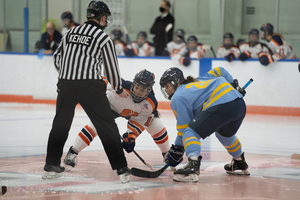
[{"x1": 53, "y1": 20, "x2": 123, "y2": 94}]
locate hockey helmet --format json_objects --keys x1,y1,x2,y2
[
  {"x1": 260, "y1": 23, "x2": 273, "y2": 35},
  {"x1": 187, "y1": 35, "x2": 198, "y2": 43},
  {"x1": 248, "y1": 29, "x2": 259, "y2": 45},
  {"x1": 249, "y1": 28, "x2": 259, "y2": 36},
  {"x1": 137, "y1": 31, "x2": 147, "y2": 39},
  {"x1": 175, "y1": 29, "x2": 185, "y2": 37},
  {"x1": 160, "y1": 67, "x2": 185, "y2": 100},
  {"x1": 61, "y1": 12, "x2": 73, "y2": 20},
  {"x1": 223, "y1": 32, "x2": 234, "y2": 40},
  {"x1": 131, "y1": 69, "x2": 155, "y2": 103},
  {"x1": 87, "y1": 1, "x2": 112, "y2": 24},
  {"x1": 111, "y1": 29, "x2": 123, "y2": 40}
]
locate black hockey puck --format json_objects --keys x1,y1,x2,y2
[{"x1": 1, "y1": 186, "x2": 7, "y2": 196}]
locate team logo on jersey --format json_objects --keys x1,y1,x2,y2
[{"x1": 144, "y1": 103, "x2": 148, "y2": 109}]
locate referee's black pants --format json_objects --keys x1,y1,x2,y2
[{"x1": 45, "y1": 79, "x2": 127, "y2": 170}]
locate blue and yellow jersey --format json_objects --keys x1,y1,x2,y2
[{"x1": 171, "y1": 67, "x2": 242, "y2": 137}]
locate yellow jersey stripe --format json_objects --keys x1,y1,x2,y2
[
  {"x1": 203, "y1": 82, "x2": 229, "y2": 108},
  {"x1": 176, "y1": 124, "x2": 189, "y2": 130},
  {"x1": 177, "y1": 131, "x2": 183, "y2": 136},
  {"x1": 224, "y1": 138, "x2": 240, "y2": 149},
  {"x1": 184, "y1": 141, "x2": 201, "y2": 149},
  {"x1": 183, "y1": 136, "x2": 198, "y2": 144},
  {"x1": 208, "y1": 70, "x2": 218, "y2": 77},
  {"x1": 226, "y1": 144, "x2": 242, "y2": 152},
  {"x1": 215, "y1": 67, "x2": 222, "y2": 76},
  {"x1": 203, "y1": 85, "x2": 233, "y2": 110}
]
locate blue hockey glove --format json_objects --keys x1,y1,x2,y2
[
  {"x1": 180, "y1": 57, "x2": 191, "y2": 67},
  {"x1": 165, "y1": 144, "x2": 185, "y2": 167},
  {"x1": 124, "y1": 48, "x2": 136, "y2": 57},
  {"x1": 225, "y1": 52, "x2": 235, "y2": 62},
  {"x1": 122, "y1": 132, "x2": 136, "y2": 153},
  {"x1": 238, "y1": 51, "x2": 251, "y2": 61},
  {"x1": 258, "y1": 52, "x2": 273, "y2": 66}
]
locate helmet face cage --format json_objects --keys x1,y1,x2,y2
[
  {"x1": 130, "y1": 82, "x2": 152, "y2": 103},
  {"x1": 187, "y1": 35, "x2": 198, "y2": 51},
  {"x1": 130, "y1": 70, "x2": 155, "y2": 103}
]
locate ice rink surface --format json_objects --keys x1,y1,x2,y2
[{"x1": 0, "y1": 103, "x2": 300, "y2": 199}]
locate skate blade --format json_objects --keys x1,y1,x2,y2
[
  {"x1": 226, "y1": 169, "x2": 250, "y2": 176},
  {"x1": 173, "y1": 174, "x2": 198, "y2": 183},
  {"x1": 120, "y1": 174, "x2": 130, "y2": 184},
  {"x1": 42, "y1": 171, "x2": 63, "y2": 179},
  {"x1": 63, "y1": 164, "x2": 74, "y2": 172}
]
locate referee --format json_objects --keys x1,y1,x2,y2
[{"x1": 43, "y1": 1, "x2": 131, "y2": 183}]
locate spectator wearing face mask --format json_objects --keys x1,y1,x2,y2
[{"x1": 150, "y1": 0, "x2": 174, "y2": 56}]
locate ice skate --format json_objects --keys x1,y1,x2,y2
[
  {"x1": 117, "y1": 167, "x2": 131, "y2": 184},
  {"x1": 42, "y1": 164, "x2": 65, "y2": 179},
  {"x1": 224, "y1": 152, "x2": 250, "y2": 175},
  {"x1": 63, "y1": 146, "x2": 78, "y2": 172},
  {"x1": 173, "y1": 156, "x2": 202, "y2": 183},
  {"x1": 1, "y1": 186, "x2": 7, "y2": 196}
]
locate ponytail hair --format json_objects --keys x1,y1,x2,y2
[{"x1": 182, "y1": 76, "x2": 198, "y2": 84}]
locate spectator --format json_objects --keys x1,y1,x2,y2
[
  {"x1": 216, "y1": 33, "x2": 240, "y2": 62},
  {"x1": 40, "y1": 22, "x2": 62, "y2": 55},
  {"x1": 110, "y1": 29, "x2": 126, "y2": 56},
  {"x1": 258, "y1": 23, "x2": 296, "y2": 66},
  {"x1": 238, "y1": 29, "x2": 269, "y2": 61},
  {"x1": 150, "y1": 0, "x2": 174, "y2": 56},
  {"x1": 165, "y1": 29, "x2": 186, "y2": 56},
  {"x1": 61, "y1": 11, "x2": 80, "y2": 35},
  {"x1": 124, "y1": 31, "x2": 155, "y2": 57},
  {"x1": 172, "y1": 35, "x2": 206, "y2": 67}
]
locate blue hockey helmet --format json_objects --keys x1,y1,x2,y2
[
  {"x1": 111, "y1": 29, "x2": 123, "y2": 40},
  {"x1": 260, "y1": 23, "x2": 273, "y2": 35}
]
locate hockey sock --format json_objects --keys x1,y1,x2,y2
[
  {"x1": 182, "y1": 127, "x2": 201, "y2": 158},
  {"x1": 73, "y1": 125, "x2": 98, "y2": 153},
  {"x1": 215, "y1": 132, "x2": 242, "y2": 158},
  {"x1": 151, "y1": 127, "x2": 169, "y2": 153}
]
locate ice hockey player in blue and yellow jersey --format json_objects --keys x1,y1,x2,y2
[{"x1": 160, "y1": 67, "x2": 250, "y2": 183}]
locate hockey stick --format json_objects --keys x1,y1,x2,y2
[
  {"x1": 120, "y1": 135, "x2": 153, "y2": 170},
  {"x1": 241, "y1": 78, "x2": 253, "y2": 90},
  {"x1": 131, "y1": 163, "x2": 170, "y2": 178},
  {"x1": 123, "y1": 26, "x2": 132, "y2": 47}
]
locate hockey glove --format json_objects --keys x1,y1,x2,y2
[
  {"x1": 258, "y1": 52, "x2": 273, "y2": 66},
  {"x1": 162, "y1": 49, "x2": 169, "y2": 56},
  {"x1": 231, "y1": 79, "x2": 246, "y2": 97},
  {"x1": 122, "y1": 132, "x2": 136, "y2": 153},
  {"x1": 165, "y1": 144, "x2": 185, "y2": 167},
  {"x1": 180, "y1": 57, "x2": 191, "y2": 67},
  {"x1": 124, "y1": 48, "x2": 135, "y2": 57},
  {"x1": 238, "y1": 51, "x2": 251, "y2": 61},
  {"x1": 225, "y1": 52, "x2": 235, "y2": 62}
]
